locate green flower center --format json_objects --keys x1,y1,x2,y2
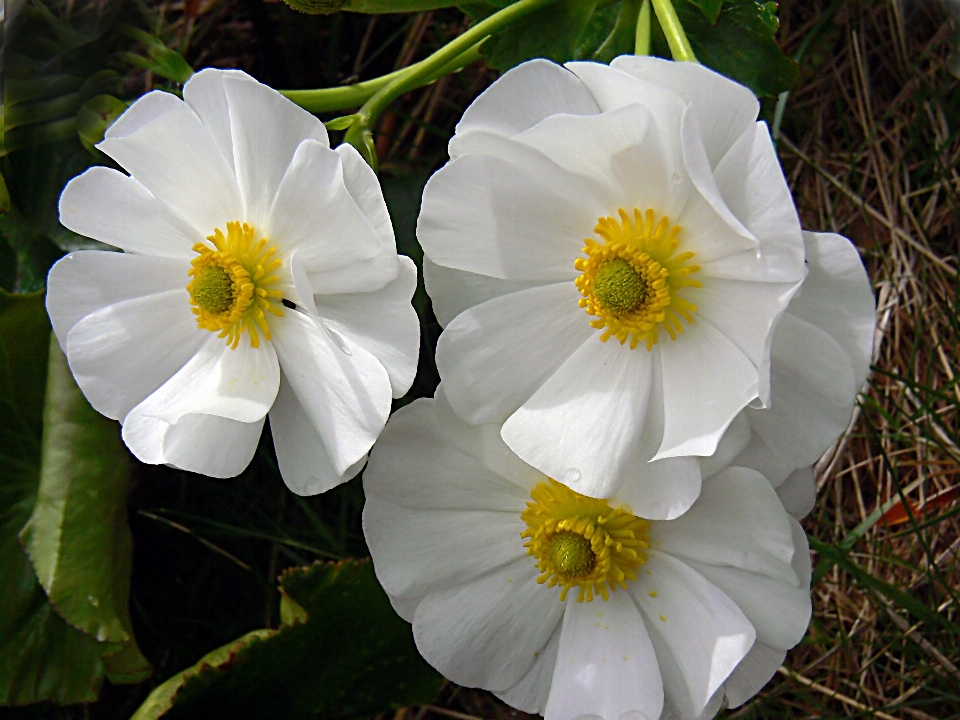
[
  {"x1": 190, "y1": 265, "x2": 236, "y2": 315},
  {"x1": 548, "y1": 531, "x2": 596, "y2": 579},
  {"x1": 593, "y1": 259, "x2": 647, "y2": 314}
]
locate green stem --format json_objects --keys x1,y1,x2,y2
[
  {"x1": 345, "y1": 0, "x2": 558, "y2": 166},
  {"x1": 650, "y1": 0, "x2": 696, "y2": 62},
  {"x1": 635, "y1": 0, "x2": 651, "y2": 55},
  {"x1": 281, "y1": 42, "x2": 483, "y2": 114}
]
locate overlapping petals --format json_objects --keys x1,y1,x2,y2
[
  {"x1": 362, "y1": 390, "x2": 812, "y2": 720},
  {"x1": 48, "y1": 68, "x2": 418, "y2": 492},
  {"x1": 420, "y1": 58, "x2": 807, "y2": 517},
  {"x1": 703, "y1": 231, "x2": 876, "y2": 516}
]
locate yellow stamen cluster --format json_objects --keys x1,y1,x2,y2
[
  {"x1": 575, "y1": 208, "x2": 702, "y2": 351},
  {"x1": 521, "y1": 479, "x2": 650, "y2": 602},
  {"x1": 187, "y1": 222, "x2": 284, "y2": 349}
]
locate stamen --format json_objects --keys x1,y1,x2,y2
[
  {"x1": 521, "y1": 480, "x2": 650, "y2": 602},
  {"x1": 187, "y1": 221, "x2": 285, "y2": 350},
  {"x1": 575, "y1": 208, "x2": 701, "y2": 350}
]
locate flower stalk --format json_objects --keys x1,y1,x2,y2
[
  {"x1": 281, "y1": 41, "x2": 484, "y2": 114},
  {"x1": 650, "y1": 0, "x2": 697, "y2": 62}
]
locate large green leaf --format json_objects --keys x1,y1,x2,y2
[
  {"x1": 19, "y1": 341, "x2": 150, "y2": 678},
  {"x1": 461, "y1": 0, "x2": 599, "y2": 70},
  {"x1": 0, "y1": 292, "x2": 150, "y2": 705},
  {"x1": 131, "y1": 559, "x2": 442, "y2": 720},
  {"x1": 459, "y1": 0, "x2": 795, "y2": 96},
  {"x1": 0, "y1": 291, "x2": 104, "y2": 705},
  {"x1": 678, "y1": 0, "x2": 798, "y2": 96}
]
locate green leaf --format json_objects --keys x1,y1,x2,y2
[
  {"x1": 461, "y1": 0, "x2": 600, "y2": 70},
  {"x1": 76, "y1": 94, "x2": 128, "y2": 153},
  {"x1": 676, "y1": 0, "x2": 798, "y2": 96},
  {"x1": 0, "y1": 291, "x2": 104, "y2": 705},
  {"x1": 19, "y1": 340, "x2": 150, "y2": 679},
  {"x1": 0, "y1": 293, "x2": 150, "y2": 705},
  {"x1": 687, "y1": 0, "x2": 722, "y2": 24},
  {"x1": 131, "y1": 559, "x2": 443, "y2": 720}
]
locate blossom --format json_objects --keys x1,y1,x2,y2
[
  {"x1": 702, "y1": 231, "x2": 876, "y2": 518},
  {"x1": 363, "y1": 389, "x2": 812, "y2": 720},
  {"x1": 419, "y1": 57, "x2": 807, "y2": 518},
  {"x1": 47, "y1": 69, "x2": 419, "y2": 494}
]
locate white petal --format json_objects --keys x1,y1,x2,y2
[
  {"x1": 791, "y1": 231, "x2": 875, "y2": 390},
  {"x1": 337, "y1": 143, "x2": 396, "y2": 250},
  {"x1": 565, "y1": 62, "x2": 686, "y2": 160},
  {"x1": 682, "y1": 558, "x2": 810, "y2": 651},
  {"x1": 307, "y1": 247, "x2": 400, "y2": 295},
  {"x1": 123, "y1": 412, "x2": 263, "y2": 478},
  {"x1": 436, "y1": 283, "x2": 593, "y2": 425},
  {"x1": 544, "y1": 591, "x2": 663, "y2": 720},
  {"x1": 65, "y1": 289, "x2": 204, "y2": 420},
  {"x1": 268, "y1": 140, "x2": 384, "y2": 274},
  {"x1": 182, "y1": 68, "x2": 252, "y2": 174},
  {"x1": 433, "y1": 387, "x2": 546, "y2": 493},
  {"x1": 58, "y1": 168, "x2": 200, "y2": 259},
  {"x1": 746, "y1": 312, "x2": 857, "y2": 473},
  {"x1": 315, "y1": 256, "x2": 419, "y2": 397},
  {"x1": 614, "y1": 455, "x2": 702, "y2": 522},
  {"x1": 495, "y1": 625, "x2": 561, "y2": 715},
  {"x1": 610, "y1": 55, "x2": 759, "y2": 167},
  {"x1": 776, "y1": 467, "x2": 817, "y2": 519},
  {"x1": 417, "y1": 142, "x2": 603, "y2": 281},
  {"x1": 656, "y1": 318, "x2": 758, "y2": 459},
  {"x1": 412, "y1": 558, "x2": 564, "y2": 691},
  {"x1": 677, "y1": 107, "x2": 757, "y2": 253},
  {"x1": 423, "y1": 256, "x2": 540, "y2": 328},
  {"x1": 105, "y1": 89, "x2": 183, "y2": 140},
  {"x1": 270, "y1": 308, "x2": 391, "y2": 475},
  {"x1": 731, "y1": 432, "x2": 796, "y2": 488},
  {"x1": 512, "y1": 103, "x2": 676, "y2": 214},
  {"x1": 118, "y1": 337, "x2": 279, "y2": 471},
  {"x1": 502, "y1": 336, "x2": 654, "y2": 499},
  {"x1": 46, "y1": 251, "x2": 186, "y2": 347},
  {"x1": 221, "y1": 73, "x2": 328, "y2": 227},
  {"x1": 694, "y1": 278, "x2": 801, "y2": 406},
  {"x1": 605, "y1": 358, "x2": 703, "y2": 521},
  {"x1": 723, "y1": 641, "x2": 785, "y2": 709},
  {"x1": 632, "y1": 552, "x2": 755, "y2": 714},
  {"x1": 268, "y1": 376, "x2": 365, "y2": 495},
  {"x1": 711, "y1": 123, "x2": 805, "y2": 282},
  {"x1": 455, "y1": 59, "x2": 599, "y2": 141},
  {"x1": 699, "y1": 412, "x2": 750, "y2": 480},
  {"x1": 363, "y1": 397, "x2": 532, "y2": 513},
  {"x1": 389, "y1": 593, "x2": 421, "y2": 624},
  {"x1": 364, "y1": 500, "x2": 526, "y2": 599},
  {"x1": 653, "y1": 467, "x2": 798, "y2": 585},
  {"x1": 98, "y1": 104, "x2": 244, "y2": 237}
]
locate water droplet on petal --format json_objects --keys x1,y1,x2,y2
[
  {"x1": 672, "y1": 171, "x2": 682, "y2": 184},
  {"x1": 562, "y1": 468, "x2": 581, "y2": 483}
]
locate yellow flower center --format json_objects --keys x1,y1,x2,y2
[
  {"x1": 521, "y1": 479, "x2": 650, "y2": 602},
  {"x1": 187, "y1": 221, "x2": 284, "y2": 349},
  {"x1": 575, "y1": 208, "x2": 702, "y2": 351}
]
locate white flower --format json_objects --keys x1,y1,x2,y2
[
  {"x1": 47, "y1": 69, "x2": 420, "y2": 494},
  {"x1": 702, "y1": 231, "x2": 876, "y2": 518},
  {"x1": 362, "y1": 389, "x2": 812, "y2": 720},
  {"x1": 418, "y1": 57, "x2": 807, "y2": 518}
]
